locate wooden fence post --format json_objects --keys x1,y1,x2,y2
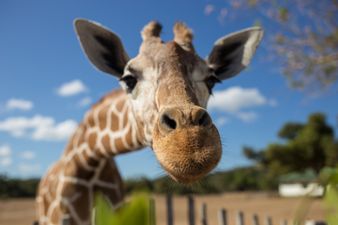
[
  {"x1": 218, "y1": 208, "x2": 227, "y2": 225},
  {"x1": 253, "y1": 214, "x2": 260, "y2": 225},
  {"x1": 200, "y1": 203, "x2": 208, "y2": 225},
  {"x1": 149, "y1": 197, "x2": 156, "y2": 225},
  {"x1": 236, "y1": 211, "x2": 245, "y2": 225},
  {"x1": 265, "y1": 216, "x2": 272, "y2": 225},
  {"x1": 166, "y1": 194, "x2": 173, "y2": 225},
  {"x1": 187, "y1": 195, "x2": 195, "y2": 225}
]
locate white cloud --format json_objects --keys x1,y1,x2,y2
[
  {"x1": 78, "y1": 97, "x2": 92, "y2": 107},
  {"x1": 0, "y1": 115, "x2": 78, "y2": 141},
  {"x1": 32, "y1": 119, "x2": 77, "y2": 141},
  {"x1": 57, "y1": 80, "x2": 87, "y2": 97},
  {"x1": 18, "y1": 163, "x2": 41, "y2": 174},
  {"x1": 20, "y1": 151, "x2": 35, "y2": 160},
  {"x1": 0, "y1": 158, "x2": 12, "y2": 167},
  {"x1": 208, "y1": 86, "x2": 269, "y2": 112},
  {"x1": 5, "y1": 98, "x2": 33, "y2": 111},
  {"x1": 208, "y1": 86, "x2": 276, "y2": 122},
  {"x1": 0, "y1": 115, "x2": 53, "y2": 137},
  {"x1": 0, "y1": 145, "x2": 11, "y2": 157},
  {"x1": 0, "y1": 145, "x2": 12, "y2": 167},
  {"x1": 236, "y1": 111, "x2": 257, "y2": 122}
]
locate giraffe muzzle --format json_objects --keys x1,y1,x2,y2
[{"x1": 153, "y1": 106, "x2": 221, "y2": 183}]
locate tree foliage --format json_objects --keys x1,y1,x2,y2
[
  {"x1": 208, "y1": 0, "x2": 338, "y2": 92},
  {"x1": 244, "y1": 112, "x2": 338, "y2": 188},
  {"x1": 278, "y1": 122, "x2": 304, "y2": 140}
]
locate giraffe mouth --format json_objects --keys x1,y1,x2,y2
[
  {"x1": 152, "y1": 124, "x2": 222, "y2": 184},
  {"x1": 160, "y1": 158, "x2": 219, "y2": 183}
]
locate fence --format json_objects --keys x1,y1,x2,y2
[
  {"x1": 33, "y1": 194, "x2": 327, "y2": 225},
  {"x1": 162, "y1": 194, "x2": 326, "y2": 225}
]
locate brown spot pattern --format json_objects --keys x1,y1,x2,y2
[
  {"x1": 87, "y1": 132, "x2": 97, "y2": 149},
  {"x1": 98, "y1": 107, "x2": 108, "y2": 129}
]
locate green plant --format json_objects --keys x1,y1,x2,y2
[
  {"x1": 94, "y1": 192, "x2": 155, "y2": 225},
  {"x1": 292, "y1": 167, "x2": 338, "y2": 225},
  {"x1": 321, "y1": 167, "x2": 338, "y2": 224}
]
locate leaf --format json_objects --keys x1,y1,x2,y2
[
  {"x1": 94, "y1": 193, "x2": 117, "y2": 225},
  {"x1": 278, "y1": 7, "x2": 289, "y2": 22},
  {"x1": 94, "y1": 192, "x2": 152, "y2": 225}
]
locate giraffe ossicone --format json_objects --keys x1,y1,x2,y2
[{"x1": 36, "y1": 19, "x2": 263, "y2": 225}]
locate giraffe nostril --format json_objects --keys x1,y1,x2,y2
[
  {"x1": 193, "y1": 109, "x2": 212, "y2": 127},
  {"x1": 198, "y1": 112, "x2": 209, "y2": 126},
  {"x1": 161, "y1": 114, "x2": 177, "y2": 130}
]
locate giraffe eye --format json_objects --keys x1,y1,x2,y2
[
  {"x1": 205, "y1": 75, "x2": 221, "y2": 94},
  {"x1": 120, "y1": 75, "x2": 137, "y2": 93}
]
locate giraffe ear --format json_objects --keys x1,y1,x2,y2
[
  {"x1": 207, "y1": 27, "x2": 263, "y2": 80},
  {"x1": 74, "y1": 19, "x2": 130, "y2": 77}
]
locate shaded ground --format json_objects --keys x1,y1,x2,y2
[{"x1": 0, "y1": 192, "x2": 325, "y2": 225}]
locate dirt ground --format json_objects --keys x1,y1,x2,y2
[
  {"x1": 154, "y1": 193, "x2": 325, "y2": 225},
  {"x1": 0, "y1": 192, "x2": 325, "y2": 225}
]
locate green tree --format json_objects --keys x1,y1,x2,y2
[
  {"x1": 244, "y1": 113, "x2": 338, "y2": 188},
  {"x1": 278, "y1": 123, "x2": 304, "y2": 140}
]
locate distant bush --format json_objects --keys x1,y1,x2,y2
[
  {"x1": 0, "y1": 174, "x2": 39, "y2": 198},
  {"x1": 1, "y1": 166, "x2": 268, "y2": 198},
  {"x1": 124, "y1": 166, "x2": 269, "y2": 195}
]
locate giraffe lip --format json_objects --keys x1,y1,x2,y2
[
  {"x1": 162, "y1": 162, "x2": 215, "y2": 184},
  {"x1": 157, "y1": 151, "x2": 221, "y2": 184},
  {"x1": 152, "y1": 124, "x2": 222, "y2": 183}
]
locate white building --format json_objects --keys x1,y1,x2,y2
[
  {"x1": 279, "y1": 182, "x2": 324, "y2": 197},
  {"x1": 278, "y1": 169, "x2": 324, "y2": 197}
]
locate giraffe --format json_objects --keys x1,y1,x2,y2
[{"x1": 36, "y1": 19, "x2": 263, "y2": 225}]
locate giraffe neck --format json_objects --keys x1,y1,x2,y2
[
  {"x1": 61, "y1": 89, "x2": 147, "y2": 172},
  {"x1": 37, "y1": 90, "x2": 147, "y2": 225}
]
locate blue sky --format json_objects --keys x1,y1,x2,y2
[{"x1": 0, "y1": 0, "x2": 337, "y2": 179}]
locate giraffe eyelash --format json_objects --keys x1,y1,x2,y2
[{"x1": 205, "y1": 75, "x2": 221, "y2": 94}]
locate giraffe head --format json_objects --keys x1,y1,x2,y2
[{"x1": 75, "y1": 19, "x2": 263, "y2": 183}]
